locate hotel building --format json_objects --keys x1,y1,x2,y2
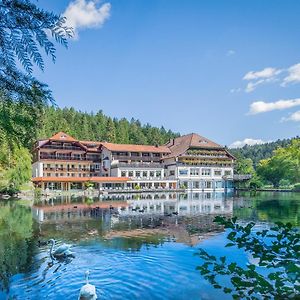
[
  {"x1": 163, "y1": 133, "x2": 235, "y2": 191},
  {"x1": 32, "y1": 132, "x2": 235, "y2": 192}
]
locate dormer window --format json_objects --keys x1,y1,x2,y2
[{"x1": 199, "y1": 139, "x2": 208, "y2": 144}]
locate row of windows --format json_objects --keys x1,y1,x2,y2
[
  {"x1": 112, "y1": 152, "x2": 161, "y2": 157},
  {"x1": 178, "y1": 168, "x2": 232, "y2": 177},
  {"x1": 45, "y1": 173, "x2": 99, "y2": 177},
  {"x1": 121, "y1": 170, "x2": 162, "y2": 178},
  {"x1": 45, "y1": 164, "x2": 100, "y2": 170}
]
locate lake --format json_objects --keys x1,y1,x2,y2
[{"x1": 0, "y1": 191, "x2": 299, "y2": 299}]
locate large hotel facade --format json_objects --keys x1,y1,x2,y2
[{"x1": 32, "y1": 132, "x2": 235, "y2": 192}]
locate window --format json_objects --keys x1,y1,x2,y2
[
  {"x1": 193, "y1": 181, "x2": 200, "y2": 188},
  {"x1": 202, "y1": 169, "x2": 211, "y2": 176},
  {"x1": 128, "y1": 171, "x2": 134, "y2": 177},
  {"x1": 121, "y1": 171, "x2": 126, "y2": 177},
  {"x1": 143, "y1": 171, "x2": 148, "y2": 177},
  {"x1": 135, "y1": 171, "x2": 141, "y2": 177},
  {"x1": 214, "y1": 170, "x2": 222, "y2": 176},
  {"x1": 153, "y1": 153, "x2": 160, "y2": 157},
  {"x1": 224, "y1": 170, "x2": 232, "y2": 176},
  {"x1": 156, "y1": 171, "x2": 161, "y2": 177},
  {"x1": 190, "y1": 168, "x2": 200, "y2": 176},
  {"x1": 170, "y1": 170, "x2": 175, "y2": 176},
  {"x1": 150, "y1": 171, "x2": 154, "y2": 177},
  {"x1": 179, "y1": 169, "x2": 188, "y2": 176}
]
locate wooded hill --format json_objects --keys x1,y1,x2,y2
[
  {"x1": 37, "y1": 107, "x2": 179, "y2": 145},
  {"x1": 229, "y1": 137, "x2": 299, "y2": 168}
]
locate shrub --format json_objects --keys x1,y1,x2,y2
[{"x1": 293, "y1": 183, "x2": 300, "y2": 191}]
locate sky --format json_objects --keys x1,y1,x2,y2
[{"x1": 35, "y1": 0, "x2": 300, "y2": 147}]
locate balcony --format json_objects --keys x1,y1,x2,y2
[
  {"x1": 42, "y1": 145, "x2": 85, "y2": 151},
  {"x1": 40, "y1": 155, "x2": 92, "y2": 161},
  {"x1": 111, "y1": 162, "x2": 163, "y2": 169}
]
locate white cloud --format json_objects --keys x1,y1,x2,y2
[
  {"x1": 229, "y1": 138, "x2": 268, "y2": 148},
  {"x1": 248, "y1": 98, "x2": 300, "y2": 115},
  {"x1": 63, "y1": 0, "x2": 111, "y2": 38},
  {"x1": 243, "y1": 67, "x2": 281, "y2": 81},
  {"x1": 226, "y1": 50, "x2": 235, "y2": 56},
  {"x1": 282, "y1": 63, "x2": 300, "y2": 86},
  {"x1": 281, "y1": 110, "x2": 300, "y2": 122},
  {"x1": 242, "y1": 67, "x2": 281, "y2": 92}
]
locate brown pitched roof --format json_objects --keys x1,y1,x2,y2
[
  {"x1": 101, "y1": 142, "x2": 171, "y2": 154},
  {"x1": 50, "y1": 132, "x2": 77, "y2": 142},
  {"x1": 164, "y1": 133, "x2": 224, "y2": 159}
]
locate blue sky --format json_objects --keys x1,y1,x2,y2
[{"x1": 36, "y1": 0, "x2": 300, "y2": 147}]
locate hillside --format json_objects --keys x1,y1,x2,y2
[
  {"x1": 37, "y1": 107, "x2": 180, "y2": 145},
  {"x1": 229, "y1": 137, "x2": 299, "y2": 167}
]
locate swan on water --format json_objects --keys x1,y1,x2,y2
[
  {"x1": 48, "y1": 239, "x2": 74, "y2": 258},
  {"x1": 78, "y1": 270, "x2": 97, "y2": 300}
]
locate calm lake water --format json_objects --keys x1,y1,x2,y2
[{"x1": 0, "y1": 191, "x2": 299, "y2": 299}]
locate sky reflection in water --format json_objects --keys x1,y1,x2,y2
[{"x1": 0, "y1": 191, "x2": 299, "y2": 299}]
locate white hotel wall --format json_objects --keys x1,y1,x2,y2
[
  {"x1": 110, "y1": 167, "x2": 165, "y2": 179},
  {"x1": 32, "y1": 162, "x2": 43, "y2": 178},
  {"x1": 174, "y1": 166, "x2": 234, "y2": 190}
]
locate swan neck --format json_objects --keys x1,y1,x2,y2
[
  {"x1": 85, "y1": 273, "x2": 89, "y2": 284},
  {"x1": 49, "y1": 240, "x2": 54, "y2": 257}
]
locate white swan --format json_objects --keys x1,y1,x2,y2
[
  {"x1": 78, "y1": 270, "x2": 97, "y2": 300},
  {"x1": 48, "y1": 239, "x2": 74, "y2": 258}
]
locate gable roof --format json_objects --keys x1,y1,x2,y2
[
  {"x1": 164, "y1": 133, "x2": 224, "y2": 159},
  {"x1": 101, "y1": 142, "x2": 171, "y2": 153},
  {"x1": 49, "y1": 132, "x2": 77, "y2": 142}
]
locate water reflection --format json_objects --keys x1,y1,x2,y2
[{"x1": 0, "y1": 191, "x2": 299, "y2": 299}]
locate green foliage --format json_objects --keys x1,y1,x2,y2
[
  {"x1": 0, "y1": 201, "x2": 35, "y2": 290},
  {"x1": 134, "y1": 184, "x2": 141, "y2": 190},
  {"x1": 234, "y1": 157, "x2": 255, "y2": 176},
  {"x1": 84, "y1": 182, "x2": 94, "y2": 189},
  {"x1": 257, "y1": 140, "x2": 300, "y2": 187},
  {"x1": 37, "y1": 107, "x2": 179, "y2": 145},
  {"x1": 230, "y1": 137, "x2": 298, "y2": 168},
  {"x1": 0, "y1": 0, "x2": 72, "y2": 105},
  {"x1": 197, "y1": 216, "x2": 300, "y2": 299},
  {"x1": 293, "y1": 183, "x2": 300, "y2": 192},
  {"x1": 0, "y1": 147, "x2": 31, "y2": 193}
]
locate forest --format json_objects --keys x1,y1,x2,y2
[
  {"x1": 232, "y1": 138, "x2": 300, "y2": 190},
  {"x1": 38, "y1": 106, "x2": 179, "y2": 145}
]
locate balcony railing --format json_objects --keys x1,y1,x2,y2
[
  {"x1": 40, "y1": 155, "x2": 92, "y2": 161},
  {"x1": 43, "y1": 168, "x2": 91, "y2": 172},
  {"x1": 113, "y1": 156, "x2": 161, "y2": 162},
  {"x1": 42, "y1": 145, "x2": 85, "y2": 151},
  {"x1": 177, "y1": 162, "x2": 233, "y2": 168},
  {"x1": 111, "y1": 162, "x2": 163, "y2": 169}
]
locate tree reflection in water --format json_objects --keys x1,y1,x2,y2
[{"x1": 0, "y1": 201, "x2": 36, "y2": 292}]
